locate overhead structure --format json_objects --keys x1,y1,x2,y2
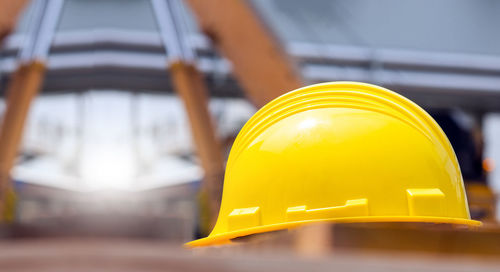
[
  {"x1": 0, "y1": 0, "x2": 225, "y2": 226},
  {"x1": 2, "y1": 0, "x2": 500, "y2": 111}
]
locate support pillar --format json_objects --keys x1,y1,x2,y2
[
  {"x1": 170, "y1": 61, "x2": 225, "y2": 230},
  {"x1": 0, "y1": 61, "x2": 46, "y2": 220}
]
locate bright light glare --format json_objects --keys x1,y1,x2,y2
[{"x1": 80, "y1": 145, "x2": 136, "y2": 190}]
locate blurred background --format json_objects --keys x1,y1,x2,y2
[{"x1": 1, "y1": 0, "x2": 500, "y2": 270}]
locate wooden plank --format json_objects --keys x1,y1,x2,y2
[
  {"x1": 186, "y1": 0, "x2": 303, "y2": 107},
  {"x1": 0, "y1": 61, "x2": 46, "y2": 220},
  {"x1": 228, "y1": 222, "x2": 500, "y2": 257},
  {"x1": 169, "y1": 61, "x2": 225, "y2": 229}
]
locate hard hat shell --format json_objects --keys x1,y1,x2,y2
[{"x1": 187, "y1": 82, "x2": 481, "y2": 247}]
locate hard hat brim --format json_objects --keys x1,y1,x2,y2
[{"x1": 186, "y1": 216, "x2": 481, "y2": 248}]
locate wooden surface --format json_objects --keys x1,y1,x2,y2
[
  {"x1": 0, "y1": 238, "x2": 499, "y2": 271},
  {"x1": 186, "y1": 0, "x2": 303, "y2": 107},
  {"x1": 224, "y1": 222, "x2": 500, "y2": 258}
]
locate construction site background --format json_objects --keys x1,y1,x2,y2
[{"x1": 1, "y1": 0, "x2": 500, "y2": 271}]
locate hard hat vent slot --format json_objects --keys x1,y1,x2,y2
[
  {"x1": 406, "y1": 189, "x2": 445, "y2": 217},
  {"x1": 286, "y1": 198, "x2": 369, "y2": 222},
  {"x1": 228, "y1": 207, "x2": 261, "y2": 231}
]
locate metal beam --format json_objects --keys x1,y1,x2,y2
[{"x1": 185, "y1": 0, "x2": 304, "y2": 107}]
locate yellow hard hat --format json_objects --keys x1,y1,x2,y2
[{"x1": 187, "y1": 82, "x2": 481, "y2": 247}]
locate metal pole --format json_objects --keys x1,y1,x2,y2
[
  {"x1": 151, "y1": 0, "x2": 195, "y2": 63},
  {"x1": 32, "y1": 0, "x2": 64, "y2": 61},
  {"x1": 17, "y1": 0, "x2": 47, "y2": 62}
]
